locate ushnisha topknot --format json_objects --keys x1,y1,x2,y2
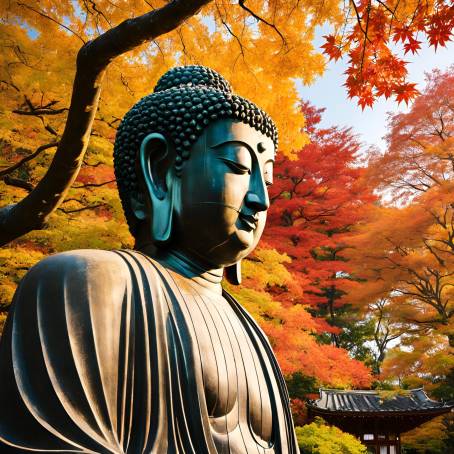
[
  {"x1": 113, "y1": 65, "x2": 278, "y2": 235},
  {"x1": 154, "y1": 65, "x2": 232, "y2": 94}
]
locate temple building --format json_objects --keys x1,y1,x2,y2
[{"x1": 307, "y1": 388, "x2": 454, "y2": 454}]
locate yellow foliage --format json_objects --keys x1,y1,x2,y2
[
  {"x1": 296, "y1": 418, "x2": 367, "y2": 454},
  {"x1": 401, "y1": 415, "x2": 452, "y2": 454},
  {"x1": 0, "y1": 1, "x2": 337, "y2": 156}
]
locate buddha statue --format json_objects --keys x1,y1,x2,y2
[{"x1": 0, "y1": 66, "x2": 299, "y2": 453}]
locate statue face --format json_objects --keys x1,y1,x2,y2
[{"x1": 173, "y1": 119, "x2": 275, "y2": 267}]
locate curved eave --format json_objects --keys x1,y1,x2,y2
[{"x1": 307, "y1": 404, "x2": 454, "y2": 418}]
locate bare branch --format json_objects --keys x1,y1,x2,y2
[
  {"x1": 375, "y1": 0, "x2": 397, "y2": 16},
  {"x1": 238, "y1": 0, "x2": 286, "y2": 48},
  {"x1": 350, "y1": 0, "x2": 372, "y2": 44},
  {"x1": 360, "y1": 1, "x2": 372, "y2": 74},
  {"x1": 0, "y1": 142, "x2": 59, "y2": 178},
  {"x1": 2, "y1": 176, "x2": 34, "y2": 192},
  {"x1": 73, "y1": 179, "x2": 116, "y2": 189},
  {"x1": 215, "y1": 1, "x2": 246, "y2": 60},
  {"x1": 44, "y1": 123, "x2": 59, "y2": 136},
  {"x1": 13, "y1": 107, "x2": 67, "y2": 116},
  {"x1": 0, "y1": 79, "x2": 20, "y2": 92},
  {"x1": 58, "y1": 203, "x2": 106, "y2": 214}
]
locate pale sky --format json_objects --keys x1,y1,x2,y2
[{"x1": 296, "y1": 39, "x2": 454, "y2": 152}]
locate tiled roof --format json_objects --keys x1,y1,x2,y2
[{"x1": 307, "y1": 388, "x2": 454, "y2": 413}]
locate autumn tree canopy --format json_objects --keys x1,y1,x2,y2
[
  {"x1": 341, "y1": 67, "x2": 454, "y2": 452},
  {"x1": 344, "y1": 68, "x2": 454, "y2": 422},
  {"x1": 0, "y1": 0, "x2": 453, "y2": 244},
  {"x1": 263, "y1": 102, "x2": 376, "y2": 361},
  {"x1": 347, "y1": 67, "x2": 454, "y2": 347}
]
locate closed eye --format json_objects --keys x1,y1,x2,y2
[{"x1": 218, "y1": 157, "x2": 251, "y2": 175}]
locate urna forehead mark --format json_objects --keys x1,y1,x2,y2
[{"x1": 206, "y1": 120, "x2": 275, "y2": 158}]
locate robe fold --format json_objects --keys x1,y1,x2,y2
[{"x1": 0, "y1": 249, "x2": 298, "y2": 453}]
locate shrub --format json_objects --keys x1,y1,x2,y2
[{"x1": 296, "y1": 417, "x2": 367, "y2": 454}]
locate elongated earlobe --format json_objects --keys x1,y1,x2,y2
[
  {"x1": 225, "y1": 261, "x2": 242, "y2": 285},
  {"x1": 135, "y1": 133, "x2": 175, "y2": 243}
]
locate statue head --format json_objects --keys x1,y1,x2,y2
[{"x1": 113, "y1": 66, "x2": 277, "y2": 274}]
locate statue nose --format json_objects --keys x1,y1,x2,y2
[{"x1": 245, "y1": 191, "x2": 269, "y2": 212}]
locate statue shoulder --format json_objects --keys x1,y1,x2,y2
[
  {"x1": 21, "y1": 249, "x2": 163, "y2": 294},
  {"x1": 10, "y1": 249, "x2": 166, "y2": 316},
  {"x1": 26, "y1": 249, "x2": 130, "y2": 283},
  {"x1": 12, "y1": 249, "x2": 156, "y2": 313},
  {"x1": 17, "y1": 250, "x2": 158, "y2": 304}
]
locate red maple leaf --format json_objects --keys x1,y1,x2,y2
[
  {"x1": 427, "y1": 25, "x2": 452, "y2": 49},
  {"x1": 392, "y1": 26, "x2": 414, "y2": 44},
  {"x1": 395, "y1": 83, "x2": 420, "y2": 105},
  {"x1": 403, "y1": 37, "x2": 422, "y2": 55},
  {"x1": 357, "y1": 86, "x2": 375, "y2": 109},
  {"x1": 375, "y1": 81, "x2": 394, "y2": 99},
  {"x1": 321, "y1": 35, "x2": 342, "y2": 61}
]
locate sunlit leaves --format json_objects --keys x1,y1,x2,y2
[
  {"x1": 322, "y1": 0, "x2": 454, "y2": 107},
  {"x1": 321, "y1": 35, "x2": 342, "y2": 61},
  {"x1": 345, "y1": 70, "x2": 454, "y2": 426},
  {"x1": 296, "y1": 417, "x2": 367, "y2": 454}
]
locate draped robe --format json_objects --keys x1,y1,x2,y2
[{"x1": 0, "y1": 249, "x2": 299, "y2": 453}]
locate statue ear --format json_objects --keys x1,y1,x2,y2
[
  {"x1": 225, "y1": 261, "x2": 242, "y2": 285},
  {"x1": 132, "y1": 132, "x2": 176, "y2": 243}
]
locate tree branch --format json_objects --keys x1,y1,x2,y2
[
  {"x1": 0, "y1": 0, "x2": 213, "y2": 246},
  {"x1": 351, "y1": 0, "x2": 372, "y2": 44},
  {"x1": 0, "y1": 142, "x2": 59, "y2": 178},
  {"x1": 73, "y1": 179, "x2": 116, "y2": 189},
  {"x1": 238, "y1": 0, "x2": 286, "y2": 48},
  {"x1": 13, "y1": 107, "x2": 68, "y2": 116},
  {"x1": 2, "y1": 176, "x2": 34, "y2": 192},
  {"x1": 58, "y1": 203, "x2": 106, "y2": 214}
]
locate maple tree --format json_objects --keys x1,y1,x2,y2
[
  {"x1": 224, "y1": 247, "x2": 372, "y2": 387},
  {"x1": 347, "y1": 67, "x2": 454, "y2": 346},
  {"x1": 263, "y1": 102, "x2": 376, "y2": 358},
  {"x1": 367, "y1": 66, "x2": 454, "y2": 201},
  {"x1": 344, "y1": 67, "x2": 454, "y2": 450}
]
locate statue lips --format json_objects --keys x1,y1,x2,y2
[
  {"x1": 196, "y1": 203, "x2": 259, "y2": 232},
  {"x1": 238, "y1": 212, "x2": 259, "y2": 231}
]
